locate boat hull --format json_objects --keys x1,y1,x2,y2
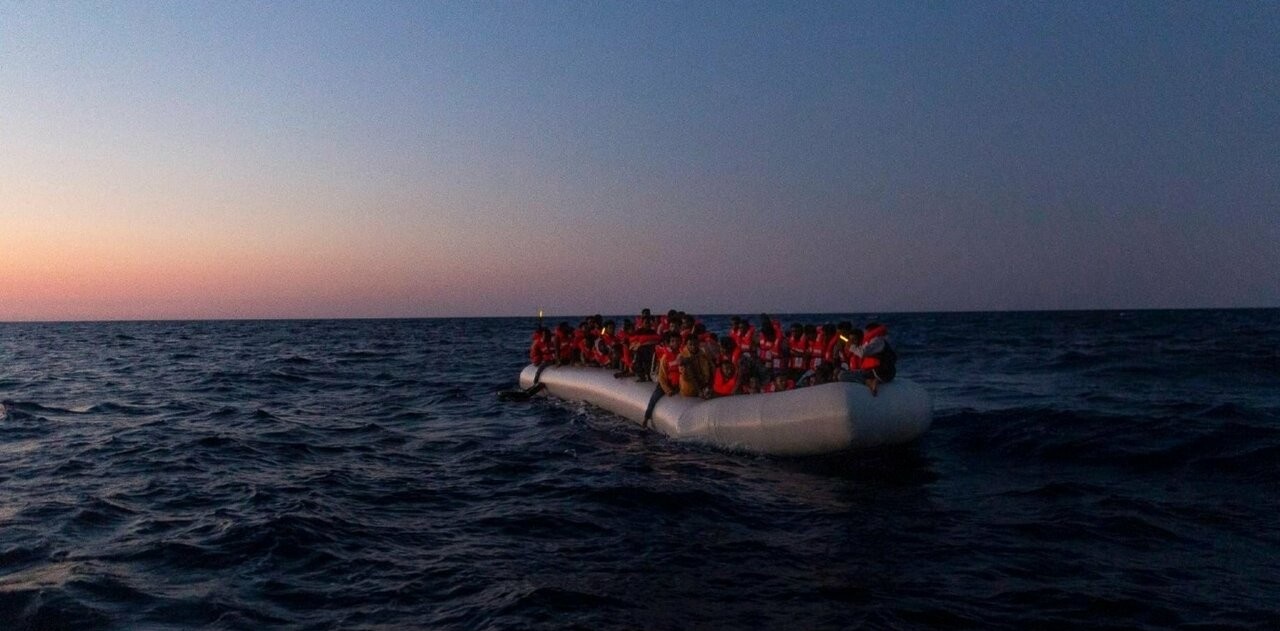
[{"x1": 519, "y1": 365, "x2": 932, "y2": 456}]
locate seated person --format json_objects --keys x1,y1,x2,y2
[
  {"x1": 655, "y1": 333, "x2": 683, "y2": 395},
  {"x1": 840, "y1": 323, "x2": 896, "y2": 396},
  {"x1": 678, "y1": 333, "x2": 714, "y2": 398},
  {"x1": 712, "y1": 360, "x2": 739, "y2": 397}
]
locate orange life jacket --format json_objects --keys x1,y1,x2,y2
[
  {"x1": 662, "y1": 351, "x2": 681, "y2": 388},
  {"x1": 529, "y1": 337, "x2": 554, "y2": 364},
  {"x1": 807, "y1": 335, "x2": 824, "y2": 369},
  {"x1": 712, "y1": 367, "x2": 739, "y2": 396},
  {"x1": 554, "y1": 331, "x2": 574, "y2": 361},
  {"x1": 736, "y1": 325, "x2": 756, "y2": 357},
  {"x1": 788, "y1": 334, "x2": 808, "y2": 370},
  {"x1": 860, "y1": 325, "x2": 889, "y2": 370},
  {"x1": 758, "y1": 334, "x2": 781, "y2": 369}
]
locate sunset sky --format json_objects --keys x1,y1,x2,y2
[{"x1": 3, "y1": 2, "x2": 1277, "y2": 320}]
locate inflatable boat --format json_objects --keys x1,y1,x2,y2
[{"x1": 519, "y1": 364, "x2": 932, "y2": 456}]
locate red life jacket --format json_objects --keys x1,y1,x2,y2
[
  {"x1": 554, "y1": 331, "x2": 574, "y2": 361},
  {"x1": 656, "y1": 316, "x2": 670, "y2": 335},
  {"x1": 736, "y1": 325, "x2": 756, "y2": 357},
  {"x1": 593, "y1": 333, "x2": 615, "y2": 365},
  {"x1": 860, "y1": 325, "x2": 889, "y2": 370},
  {"x1": 759, "y1": 333, "x2": 786, "y2": 369},
  {"x1": 529, "y1": 337, "x2": 552, "y2": 364},
  {"x1": 844, "y1": 343, "x2": 862, "y2": 370},
  {"x1": 662, "y1": 351, "x2": 681, "y2": 388},
  {"x1": 712, "y1": 367, "x2": 739, "y2": 396},
  {"x1": 630, "y1": 331, "x2": 661, "y2": 348},
  {"x1": 807, "y1": 335, "x2": 824, "y2": 369},
  {"x1": 788, "y1": 334, "x2": 808, "y2": 370}
]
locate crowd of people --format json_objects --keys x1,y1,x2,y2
[{"x1": 528, "y1": 309, "x2": 897, "y2": 399}]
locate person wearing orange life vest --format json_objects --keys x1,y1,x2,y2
[
  {"x1": 593, "y1": 320, "x2": 617, "y2": 368},
  {"x1": 629, "y1": 316, "x2": 660, "y2": 382},
  {"x1": 838, "y1": 327, "x2": 865, "y2": 374},
  {"x1": 809, "y1": 323, "x2": 839, "y2": 384},
  {"x1": 529, "y1": 327, "x2": 555, "y2": 365},
  {"x1": 786, "y1": 323, "x2": 808, "y2": 378},
  {"x1": 841, "y1": 322, "x2": 897, "y2": 396},
  {"x1": 757, "y1": 322, "x2": 783, "y2": 377},
  {"x1": 830, "y1": 321, "x2": 856, "y2": 370},
  {"x1": 734, "y1": 317, "x2": 756, "y2": 361},
  {"x1": 677, "y1": 334, "x2": 714, "y2": 398},
  {"x1": 712, "y1": 359, "x2": 740, "y2": 397},
  {"x1": 655, "y1": 333, "x2": 683, "y2": 396},
  {"x1": 804, "y1": 324, "x2": 824, "y2": 371},
  {"x1": 614, "y1": 319, "x2": 635, "y2": 376},
  {"x1": 553, "y1": 323, "x2": 575, "y2": 366}
]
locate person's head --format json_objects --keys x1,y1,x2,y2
[
  {"x1": 822, "y1": 323, "x2": 836, "y2": 337},
  {"x1": 603, "y1": 320, "x2": 615, "y2": 333},
  {"x1": 773, "y1": 372, "x2": 788, "y2": 387},
  {"x1": 641, "y1": 308, "x2": 651, "y2": 318},
  {"x1": 719, "y1": 336, "x2": 735, "y2": 355},
  {"x1": 665, "y1": 332, "x2": 680, "y2": 350},
  {"x1": 730, "y1": 316, "x2": 741, "y2": 330},
  {"x1": 790, "y1": 323, "x2": 803, "y2": 337},
  {"x1": 804, "y1": 324, "x2": 817, "y2": 339},
  {"x1": 718, "y1": 360, "x2": 735, "y2": 376},
  {"x1": 622, "y1": 319, "x2": 634, "y2": 332}
]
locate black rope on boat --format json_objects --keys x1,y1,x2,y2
[{"x1": 533, "y1": 363, "x2": 550, "y2": 386}]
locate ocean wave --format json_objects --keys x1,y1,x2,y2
[{"x1": 2, "y1": 312, "x2": 1278, "y2": 629}]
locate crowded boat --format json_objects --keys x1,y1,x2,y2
[{"x1": 528, "y1": 309, "x2": 898, "y2": 398}]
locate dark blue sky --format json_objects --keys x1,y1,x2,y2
[{"x1": 2, "y1": 1, "x2": 1277, "y2": 319}]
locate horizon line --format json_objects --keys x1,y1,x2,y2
[{"x1": 3, "y1": 305, "x2": 1277, "y2": 325}]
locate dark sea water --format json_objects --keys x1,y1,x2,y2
[{"x1": 2, "y1": 310, "x2": 1278, "y2": 630}]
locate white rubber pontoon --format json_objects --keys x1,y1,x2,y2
[{"x1": 520, "y1": 364, "x2": 932, "y2": 456}]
